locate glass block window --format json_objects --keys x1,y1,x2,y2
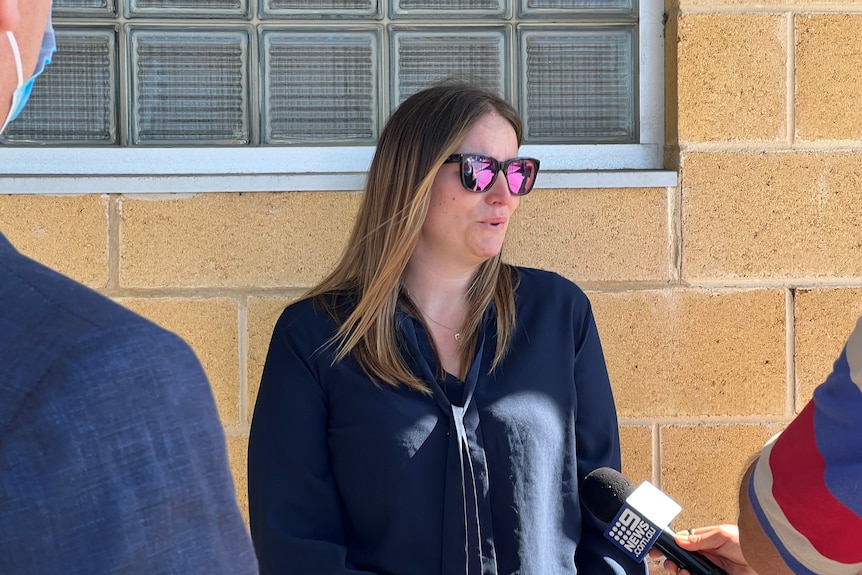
[
  {"x1": 521, "y1": 28, "x2": 634, "y2": 142},
  {"x1": 262, "y1": 29, "x2": 380, "y2": 143},
  {"x1": 391, "y1": 29, "x2": 508, "y2": 107},
  {"x1": 2, "y1": 28, "x2": 117, "y2": 143},
  {"x1": 130, "y1": 29, "x2": 250, "y2": 144},
  {"x1": 129, "y1": 1, "x2": 249, "y2": 18},
  {"x1": 2, "y1": 0, "x2": 643, "y2": 149},
  {"x1": 522, "y1": 0, "x2": 633, "y2": 13}
]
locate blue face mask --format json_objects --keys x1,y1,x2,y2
[{"x1": 1, "y1": 18, "x2": 56, "y2": 133}]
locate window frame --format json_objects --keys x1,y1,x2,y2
[{"x1": 0, "y1": 0, "x2": 676, "y2": 194}]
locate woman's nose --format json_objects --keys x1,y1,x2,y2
[{"x1": 485, "y1": 173, "x2": 515, "y2": 204}]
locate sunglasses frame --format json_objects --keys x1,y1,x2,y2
[{"x1": 443, "y1": 153, "x2": 541, "y2": 196}]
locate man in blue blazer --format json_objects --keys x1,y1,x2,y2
[{"x1": 0, "y1": 2, "x2": 258, "y2": 573}]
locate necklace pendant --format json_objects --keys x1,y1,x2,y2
[{"x1": 454, "y1": 332, "x2": 462, "y2": 342}]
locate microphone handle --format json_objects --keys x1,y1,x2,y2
[{"x1": 655, "y1": 529, "x2": 728, "y2": 575}]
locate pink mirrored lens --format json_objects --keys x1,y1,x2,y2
[
  {"x1": 464, "y1": 156, "x2": 498, "y2": 191},
  {"x1": 505, "y1": 160, "x2": 536, "y2": 195}
]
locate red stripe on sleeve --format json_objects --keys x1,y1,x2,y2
[{"x1": 769, "y1": 402, "x2": 862, "y2": 563}]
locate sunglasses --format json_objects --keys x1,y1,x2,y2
[{"x1": 443, "y1": 153, "x2": 540, "y2": 196}]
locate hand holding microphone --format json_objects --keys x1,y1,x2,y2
[
  {"x1": 657, "y1": 526, "x2": 757, "y2": 575},
  {"x1": 580, "y1": 467, "x2": 730, "y2": 575}
]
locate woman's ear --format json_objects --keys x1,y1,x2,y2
[{"x1": 0, "y1": 0, "x2": 21, "y2": 33}]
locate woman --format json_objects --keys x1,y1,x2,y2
[{"x1": 248, "y1": 81, "x2": 644, "y2": 575}]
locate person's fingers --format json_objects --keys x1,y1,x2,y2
[
  {"x1": 678, "y1": 526, "x2": 713, "y2": 537},
  {"x1": 675, "y1": 525, "x2": 730, "y2": 549},
  {"x1": 676, "y1": 532, "x2": 705, "y2": 550}
]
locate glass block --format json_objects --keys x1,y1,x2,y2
[
  {"x1": 128, "y1": 0, "x2": 248, "y2": 18},
  {"x1": 53, "y1": 0, "x2": 116, "y2": 17},
  {"x1": 261, "y1": 29, "x2": 380, "y2": 144},
  {"x1": 2, "y1": 28, "x2": 117, "y2": 144},
  {"x1": 520, "y1": 28, "x2": 635, "y2": 143},
  {"x1": 391, "y1": 29, "x2": 507, "y2": 108},
  {"x1": 262, "y1": 0, "x2": 378, "y2": 19},
  {"x1": 521, "y1": 0, "x2": 634, "y2": 16},
  {"x1": 392, "y1": 0, "x2": 506, "y2": 19},
  {"x1": 129, "y1": 29, "x2": 249, "y2": 145}
]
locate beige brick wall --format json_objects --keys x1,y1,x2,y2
[
  {"x1": 661, "y1": 0, "x2": 862, "y2": 543},
  {"x1": 3, "y1": 0, "x2": 861, "y2": 560}
]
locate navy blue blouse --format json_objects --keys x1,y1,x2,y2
[{"x1": 248, "y1": 267, "x2": 646, "y2": 575}]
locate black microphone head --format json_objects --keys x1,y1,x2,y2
[{"x1": 580, "y1": 467, "x2": 636, "y2": 523}]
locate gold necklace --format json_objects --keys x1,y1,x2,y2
[{"x1": 405, "y1": 290, "x2": 463, "y2": 342}]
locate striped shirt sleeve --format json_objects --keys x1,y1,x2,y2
[{"x1": 749, "y1": 316, "x2": 862, "y2": 575}]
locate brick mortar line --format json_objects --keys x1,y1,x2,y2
[
  {"x1": 98, "y1": 287, "x2": 310, "y2": 298},
  {"x1": 680, "y1": 143, "x2": 862, "y2": 152},
  {"x1": 107, "y1": 196, "x2": 120, "y2": 289},
  {"x1": 669, "y1": 185, "x2": 682, "y2": 282},
  {"x1": 238, "y1": 296, "x2": 249, "y2": 428},
  {"x1": 89, "y1": 282, "x2": 862, "y2": 298},
  {"x1": 660, "y1": 279, "x2": 862, "y2": 289},
  {"x1": 786, "y1": 12, "x2": 796, "y2": 146},
  {"x1": 677, "y1": 5, "x2": 862, "y2": 15},
  {"x1": 786, "y1": 288, "x2": 797, "y2": 416},
  {"x1": 619, "y1": 417, "x2": 794, "y2": 425},
  {"x1": 581, "y1": 283, "x2": 763, "y2": 291},
  {"x1": 651, "y1": 423, "x2": 661, "y2": 487}
]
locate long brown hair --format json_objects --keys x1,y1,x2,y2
[{"x1": 306, "y1": 80, "x2": 522, "y2": 392}]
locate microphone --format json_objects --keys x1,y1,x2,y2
[{"x1": 580, "y1": 467, "x2": 728, "y2": 575}]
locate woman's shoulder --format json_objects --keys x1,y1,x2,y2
[
  {"x1": 273, "y1": 291, "x2": 354, "y2": 339},
  {"x1": 511, "y1": 265, "x2": 588, "y2": 302}
]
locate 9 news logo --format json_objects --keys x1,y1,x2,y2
[{"x1": 604, "y1": 505, "x2": 661, "y2": 562}]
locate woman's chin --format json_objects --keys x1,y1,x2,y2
[{"x1": 471, "y1": 244, "x2": 505, "y2": 263}]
